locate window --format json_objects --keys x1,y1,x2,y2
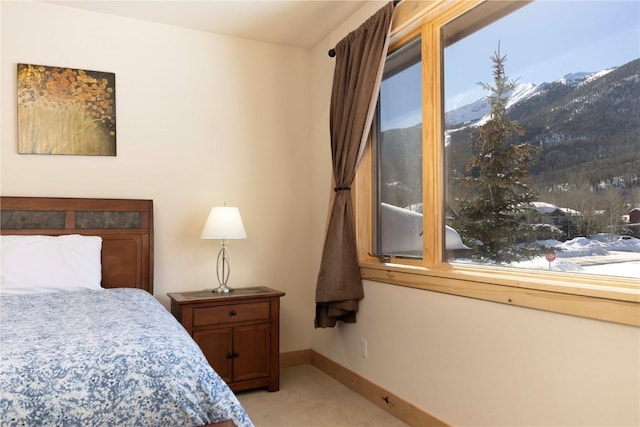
[
  {"x1": 373, "y1": 37, "x2": 423, "y2": 259},
  {"x1": 443, "y1": 1, "x2": 640, "y2": 279},
  {"x1": 357, "y1": 0, "x2": 639, "y2": 326}
]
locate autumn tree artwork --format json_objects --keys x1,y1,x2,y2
[{"x1": 17, "y1": 64, "x2": 116, "y2": 155}]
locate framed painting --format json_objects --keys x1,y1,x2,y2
[{"x1": 17, "y1": 63, "x2": 116, "y2": 156}]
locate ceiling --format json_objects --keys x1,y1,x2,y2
[{"x1": 45, "y1": 1, "x2": 366, "y2": 49}]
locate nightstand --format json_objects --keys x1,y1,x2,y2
[{"x1": 168, "y1": 286, "x2": 285, "y2": 392}]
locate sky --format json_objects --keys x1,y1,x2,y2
[
  {"x1": 380, "y1": 1, "x2": 640, "y2": 130},
  {"x1": 445, "y1": 0, "x2": 640, "y2": 109}
]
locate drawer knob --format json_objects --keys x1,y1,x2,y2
[
  {"x1": 233, "y1": 351, "x2": 240, "y2": 358},
  {"x1": 227, "y1": 352, "x2": 234, "y2": 359},
  {"x1": 230, "y1": 310, "x2": 237, "y2": 317}
]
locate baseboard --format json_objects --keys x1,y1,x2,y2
[
  {"x1": 279, "y1": 349, "x2": 448, "y2": 426},
  {"x1": 280, "y1": 349, "x2": 312, "y2": 369}
]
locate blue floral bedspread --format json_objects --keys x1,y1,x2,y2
[{"x1": 0, "y1": 288, "x2": 254, "y2": 427}]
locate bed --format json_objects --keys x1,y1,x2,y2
[{"x1": 0, "y1": 196, "x2": 253, "y2": 427}]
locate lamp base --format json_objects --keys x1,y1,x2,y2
[{"x1": 212, "y1": 285, "x2": 234, "y2": 294}]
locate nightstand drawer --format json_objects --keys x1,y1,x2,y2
[{"x1": 193, "y1": 302, "x2": 270, "y2": 326}]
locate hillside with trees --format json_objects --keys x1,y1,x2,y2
[{"x1": 446, "y1": 58, "x2": 640, "y2": 196}]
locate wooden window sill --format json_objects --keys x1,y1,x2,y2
[{"x1": 360, "y1": 261, "x2": 640, "y2": 326}]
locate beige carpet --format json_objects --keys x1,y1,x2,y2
[{"x1": 236, "y1": 364, "x2": 409, "y2": 427}]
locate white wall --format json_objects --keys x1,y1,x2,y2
[
  {"x1": 0, "y1": 0, "x2": 316, "y2": 353},
  {"x1": 309, "y1": 2, "x2": 640, "y2": 426}
]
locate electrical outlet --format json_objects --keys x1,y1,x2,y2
[{"x1": 360, "y1": 338, "x2": 368, "y2": 358}]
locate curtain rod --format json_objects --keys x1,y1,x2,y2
[{"x1": 328, "y1": 0, "x2": 400, "y2": 57}]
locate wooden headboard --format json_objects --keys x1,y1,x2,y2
[{"x1": 1, "y1": 196, "x2": 154, "y2": 294}]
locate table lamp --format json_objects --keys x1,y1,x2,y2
[{"x1": 201, "y1": 206, "x2": 247, "y2": 293}]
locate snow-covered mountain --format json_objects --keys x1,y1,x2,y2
[
  {"x1": 443, "y1": 97, "x2": 490, "y2": 127},
  {"x1": 444, "y1": 57, "x2": 639, "y2": 190},
  {"x1": 444, "y1": 68, "x2": 615, "y2": 129}
]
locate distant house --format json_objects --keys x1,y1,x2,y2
[
  {"x1": 449, "y1": 201, "x2": 581, "y2": 240},
  {"x1": 513, "y1": 201, "x2": 582, "y2": 239},
  {"x1": 629, "y1": 208, "x2": 640, "y2": 224},
  {"x1": 530, "y1": 201, "x2": 581, "y2": 226}
]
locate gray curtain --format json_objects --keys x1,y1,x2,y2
[{"x1": 315, "y1": 2, "x2": 394, "y2": 328}]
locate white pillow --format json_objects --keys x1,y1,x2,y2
[{"x1": 0, "y1": 234, "x2": 102, "y2": 296}]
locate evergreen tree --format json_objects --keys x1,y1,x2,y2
[{"x1": 452, "y1": 45, "x2": 558, "y2": 264}]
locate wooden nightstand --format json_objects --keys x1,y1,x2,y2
[{"x1": 168, "y1": 286, "x2": 285, "y2": 392}]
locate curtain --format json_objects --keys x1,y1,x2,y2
[{"x1": 315, "y1": 2, "x2": 394, "y2": 328}]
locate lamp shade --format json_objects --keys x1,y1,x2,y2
[{"x1": 201, "y1": 207, "x2": 247, "y2": 239}]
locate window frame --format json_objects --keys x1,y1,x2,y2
[{"x1": 354, "y1": 0, "x2": 640, "y2": 327}]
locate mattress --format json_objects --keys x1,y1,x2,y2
[{"x1": 0, "y1": 288, "x2": 254, "y2": 427}]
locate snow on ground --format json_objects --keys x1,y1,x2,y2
[
  {"x1": 512, "y1": 235, "x2": 640, "y2": 278},
  {"x1": 582, "y1": 261, "x2": 640, "y2": 278}
]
